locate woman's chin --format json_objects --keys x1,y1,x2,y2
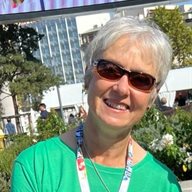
[{"x1": 99, "y1": 115, "x2": 130, "y2": 129}]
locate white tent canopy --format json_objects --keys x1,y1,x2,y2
[
  {"x1": 160, "y1": 67, "x2": 192, "y2": 93},
  {"x1": 159, "y1": 67, "x2": 192, "y2": 107}
]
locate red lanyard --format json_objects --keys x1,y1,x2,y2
[{"x1": 76, "y1": 124, "x2": 133, "y2": 192}]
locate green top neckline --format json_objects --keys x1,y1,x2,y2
[{"x1": 55, "y1": 136, "x2": 151, "y2": 172}]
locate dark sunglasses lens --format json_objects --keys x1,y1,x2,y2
[
  {"x1": 130, "y1": 73, "x2": 154, "y2": 90},
  {"x1": 97, "y1": 60, "x2": 123, "y2": 80},
  {"x1": 96, "y1": 60, "x2": 155, "y2": 91}
]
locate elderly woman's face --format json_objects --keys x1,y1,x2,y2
[{"x1": 87, "y1": 35, "x2": 158, "y2": 129}]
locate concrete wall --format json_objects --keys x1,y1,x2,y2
[{"x1": 180, "y1": 180, "x2": 192, "y2": 192}]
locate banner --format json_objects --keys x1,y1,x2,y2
[{"x1": 0, "y1": 0, "x2": 125, "y2": 15}]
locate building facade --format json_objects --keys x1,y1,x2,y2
[{"x1": 29, "y1": 16, "x2": 84, "y2": 85}]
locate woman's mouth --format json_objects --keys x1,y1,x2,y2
[{"x1": 104, "y1": 99, "x2": 129, "y2": 111}]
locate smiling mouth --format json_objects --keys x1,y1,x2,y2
[{"x1": 104, "y1": 99, "x2": 129, "y2": 111}]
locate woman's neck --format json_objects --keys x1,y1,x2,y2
[
  {"x1": 83, "y1": 120, "x2": 132, "y2": 167},
  {"x1": 83, "y1": 116, "x2": 146, "y2": 167}
]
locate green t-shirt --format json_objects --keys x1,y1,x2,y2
[{"x1": 11, "y1": 137, "x2": 181, "y2": 192}]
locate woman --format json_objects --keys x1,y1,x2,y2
[{"x1": 11, "y1": 16, "x2": 181, "y2": 192}]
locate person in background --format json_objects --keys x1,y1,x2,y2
[
  {"x1": 39, "y1": 103, "x2": 49, "y2": 119},
  {"x1": 11, "y1": 16, "x2": 181, "y2": 191},
  {"x1": 159, "y1": 97, "x2": 173, "y2": 112},
  {"x1": 68, "y1": 113, "x2": 76, "y2": 124},
  {"x1": 4, "y1": 118, "x2": 16, "y2": 135},
  {"x1": 176, "y1": 93, "x2": 187, "y2": 107},
  {"x1": 78, "y1": 105, "x2": 87, "y2": 121}
]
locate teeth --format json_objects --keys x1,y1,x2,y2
[{"x1": 105, "y1": 100, "x2": 128, "y2": 110}]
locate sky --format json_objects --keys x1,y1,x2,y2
[{"x1": 76, "y1": 13, "x2": 110, "y2": 34}]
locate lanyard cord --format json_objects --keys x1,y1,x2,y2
[
  {"x1": 76, "y1": 123, "x2": 133, "y2": 192},
  {"x1": 83, "y1": 142, "x2": 111, "y2": 192}
]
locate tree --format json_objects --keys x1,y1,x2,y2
[
  {"x1": 36, "y1": 109, "x2": 66, "y2": 140},
  {"x1": 149, "y1": 7, "x2": 192, "y2": 67},
  {"x1": 0, "y1": 23, "x2": 43, "y2": 60},
  {"x1": 0, "y1": 24, "x2": 61, "y2": 131}
]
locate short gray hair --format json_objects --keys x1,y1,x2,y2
[{"x1": 84, "y1": 16, "x2": 172, "y2": 89}]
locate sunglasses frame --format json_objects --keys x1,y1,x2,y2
[{"x1": 93, "y1": 59, "x2": 157, "y2": 93}]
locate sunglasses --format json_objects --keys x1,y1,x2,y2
[{"x1": 93, "y1": 59, "x2": 156, "y2": 92}]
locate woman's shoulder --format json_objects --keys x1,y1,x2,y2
[
  {"x1": 136, "y1": 152, "x2": 178, "y2": 181},
  {"x1": 15, "y1": 135, "x2": 75, "y2": 164},
  {"x1": 132, "y1": 152, "x2": 181, "y2": 191},
  {"x1": 60, "y1": 127, "x2": 77, "y2": 151},
  {"x1": 16, "y1": 137, "x2": 55, "y2": 156},
  {"x1": 147, "y1": 153, "x2": 175, "y2": 173},
  {"x1": 137, "y1": 152, "x2": 170, "y2": 171}
]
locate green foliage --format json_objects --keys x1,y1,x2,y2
[
  {"x1": 133, "y1": 107, "x2": 192, "y2": 180},
  {"x1": 133, "y1": 107, "x2": 170, "y2": 147},
  {"x1": 0, "y1": 135, "x2": 33, "y2": 174},
  {"x1": 0, "y1": 134, "x2": 34, "y2": 191},
  {"x1": 149, "y1": 7, "x2": 192, "y2": 67},
  {"x1": 0, "y1": 172, "x2": 10, "y2": 192},
  {"x1": 169, "y1": 109, "x2": 192, "y2": 149},
  {"x1": 36, "y1": 109, "x2": 66, "y2": 140}
]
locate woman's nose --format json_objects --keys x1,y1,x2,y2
[{"x1": 113, "y1": 75, "x2": 130, "y2": 96}]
